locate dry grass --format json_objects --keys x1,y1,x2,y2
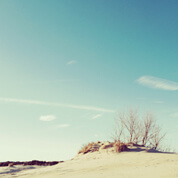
[
  {"x1": 114, "y1": 142, "x2": 128, "y2": 152},
  {"x1": 101, "y1": 142, "x2": 114, "y2": 149},
  {"x1": 78, "y1": 142, "x2": 98, "y2": 154},
  {"x1": 78, "y1": 141, "x2": 128, "y2": 154}
]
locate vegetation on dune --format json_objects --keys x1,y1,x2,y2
[
  {"x1": 78, "y1": 142, "x2": 99, "y2": 154},
  {"x1": 78, "y1": 109, "x2": 172, "y2": 155},
  {"x1": 112, "y1": 109, "x2": 166, "y2": 151},
  {"x1": 78, "y1": 141, "x2": 128, "y2": 154},
  {"x1": 114, "y1": 142, "x2": 128, "y2": 152}
]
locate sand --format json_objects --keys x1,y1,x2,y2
[{"x1": 1, "y1": 146, "x2": 178, "y2": 178}]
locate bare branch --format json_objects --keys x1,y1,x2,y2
[{"x1": 113, "y1": 109, "x2": 166, "y2": 150}]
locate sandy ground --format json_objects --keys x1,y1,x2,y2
[{"x1": 1, "y1": 147, "x2": 178, "y2": 178}]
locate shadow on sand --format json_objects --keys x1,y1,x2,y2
[
  {"x1": 126, "y1": 144, "x2": 175, "y2": 154},
  {"x1": 0, "y1": 166, "x2": 36, "y2": 175}
]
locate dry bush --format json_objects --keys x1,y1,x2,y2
[
  {"x1": 111, "y1": 118, "x2": 125, "y2": 142},
  {"x1": 141, "y1": 112, "x2": 155, "y2": 146},
  {"x1": 113, "y1": 109, "x2": 140, "y2": 144},
  {"x1": 113, "y1": 109, "x2": 166, "y2": 150},
  {"x1": 114, "y1": 141, "x2": 128, "y2": 152},
  {"x1": 100, "y1": 142, "x2": 115, "y2": 149},
  {"x1": 78, "y1": 141, "x2": 129, "y2": 154},
  {"x1": 78, "y1": 142, "x2": 98, "y2": 154},
  {"x1": 149, "y1": 126, "x2": 166, "y2": 150},
  {"x1": 133, "y1": 119, "x2": 142, "y2": 144},
  {"x1": 107, "y1": 142, "x2": 115, "y2": 148},
  {"x1": 119, "y1": 109, "x2": 139, "y2": 143}
]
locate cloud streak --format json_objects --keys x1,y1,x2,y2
[
  {"x1": 136, "y1": 76, "x2": 178, "y2": 91},
  {"x1": 0, "y1": 97, "x2": 114, "y2": 113},
  {"x1": 92, "y1": 114, "x2": 102, "y2": 119},
  {"x1": 40, "y1": 115, "x2": 56, "y2": 121},
  {"x1": 66, "y1": 60, "x2": 76, "y2": 65}
]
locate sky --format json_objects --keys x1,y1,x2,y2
[{"x1": 0, "y1": 0, "x2": 178, "y2": 161}]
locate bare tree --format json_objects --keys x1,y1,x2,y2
[
  {"x1": 133, "y1": 119, "x2": 142, "y2": 145},
  {"x1": 111, "y1": 117, "x2": 125, "y2": 142},
  {"x1": 141, "y1": 112, "x2": 155, "y2": 146},
  {"x1": 113, "y1": 109, "x2": 167, "y2": 151},
  {"x1": 120, "y1": 109, "x2": 138, "y2": 143},
  {"x1": 149, "y1": 126, "x2": 166, "y2": 150}
]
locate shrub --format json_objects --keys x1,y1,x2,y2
[
  {"x1": 78, "y1": 142, "x2": 98, "y2": 154},
  {"x1": 114, "y1": 142, "x2": 128, "y2": 152},
  {"x1": 113, "y1": 109, "x2": 166, "y2": 150},
  {"x1": 78, "y1": 141, "x2": 128, "y2": 154}
]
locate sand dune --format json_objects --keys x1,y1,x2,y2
[{"x1": 1, "y1": 145, "x2": 178, "y2": 178}]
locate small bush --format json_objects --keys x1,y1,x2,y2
[
  {"x1": 114, "y1": 142, "x2": 128, "y2": 152},
  {"x1": 101, "y1": 142, "x2": 114, "y2": 149},
  {"x1": 78, "y1": 142, "x2": 97, "y2": 154},
  {"x1": 113, "y1": 109, "x2": 166, "y2": 150},
  {"x1": 78, "y1": 141, "x2": 128, "y2": 155}
]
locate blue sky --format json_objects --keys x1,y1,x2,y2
[{"x1": 0, "y1": 0, "x2": 178, "y2": 161}]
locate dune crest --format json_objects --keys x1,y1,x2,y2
[{"x1": 1, "y1": 141, "x2": 178, "y2": 178}]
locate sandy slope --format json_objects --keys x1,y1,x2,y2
[{"x1": 1, "y1": 148, "x2": 178, "y2": 178}]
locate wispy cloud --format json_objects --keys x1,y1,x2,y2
[
  {"x1": 40, "y1": 115, "x2": 56, "y2": 121},
  {"x1": 0, "y1": 97, "x2": 114, "y2": 113},
  {"x1": 136, "y1": 76, "x2": 178, "y2": 91},
  {"x1": 56, "y1": 124, "x2": 70, "y2": 128},
  {"x1": 92, "y1": 114, "x2": 102, "y2": 119},
  {"x1": 66, "y1": 60, "x2": 76, "y2": 65}
]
